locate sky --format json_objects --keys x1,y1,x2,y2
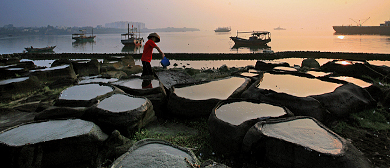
[{"x1": 1, "y1": 0, "x2": 390, "y2": 31}]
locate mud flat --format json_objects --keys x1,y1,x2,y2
[{"x1": 0, "y1": 53, "x2": 389, "y2": 167}]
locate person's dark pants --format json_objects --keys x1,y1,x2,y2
[{"x1": 142, "y1": 61, "x2": 154, "y2": 76}]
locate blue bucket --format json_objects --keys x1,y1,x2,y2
[{"x1": 160, "y1": 57, "x2": 170, "y2": 67}]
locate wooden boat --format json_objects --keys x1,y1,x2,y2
[
  {"x1": 25, "y1": 46, "x2": 56, "y2": 53},
  {"x1": 214, "y1": 27, "x2": 231, "y2": 32},
  {"x1": 230, "y1": 31, "x2": 271, "y2": 46},
  {"x1": 72, "y1": 29, "x2": 95, "y2": 42},
  {"x1": 121, "y1": 24, "x2": 143, "y2": 46}
]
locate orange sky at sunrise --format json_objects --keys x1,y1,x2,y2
[{"x1": 1, "y1": 0, "x2": 389, "y2": 31}]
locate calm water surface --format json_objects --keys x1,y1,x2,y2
[
  {"x1": 1, "y1": 29, "x2": 390, "y2": 54},
  {"x1": 5, "y1": 29, "x2": 390, "y2": 81}
]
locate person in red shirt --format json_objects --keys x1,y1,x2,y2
[{"x1": 141, "y1": 32, "x2": 165, "y2": 78}]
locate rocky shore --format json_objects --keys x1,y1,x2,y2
[
  {"x1": 3, "y1": 51, "x2": 390, "y2": 61},
  {"x1": 0, "y1": 52, "x2": 389, "y2": 168}
]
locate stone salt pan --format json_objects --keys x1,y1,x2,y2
[
  {"x1": 174, "y1": 77, "x2": 246, "y2": 100},
  {"x1": 97, "y1": 94, "x2": 147, "y2": 112},
  {"x1": 216, "y1": 101, "x2": 287, "y2": 125},
  {"x1": 0, "y1": 119, "x2": 107, "y2": 146},
  {"x1": 262, "y1": 118, "x2": 343, "y2": 155},
  {"x1": 59, "y1": 84, "x2": 113, "y2": 100}
]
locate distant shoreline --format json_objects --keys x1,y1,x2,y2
[{"x1": 0, "y1": 27, "x2": 200, "y2": 37}]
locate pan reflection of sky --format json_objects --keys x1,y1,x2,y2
[
  {"x1": 59, "y1": 84, "x2": 113, "y2": 100},
  {"x1": 330, "y1": 76, "x2": 372, "y2": 88},
  {"x1": 259, "y1": 73, "x2": 342, "y2": 97},
  {"x1": 216, "y1": 102, "x2": 286, "y2": 125},
  {"x1": 262, "y1": 118, "x2": 343, "y2": 155},
  {"x1": 174, "y1": 77, "x2": 246, "y2": 100},
  {"x1": 113, "y1": 78, "x2": 160, "y2": 89}
]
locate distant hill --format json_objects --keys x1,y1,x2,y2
[{"x1": 0, "y1": 25, "x2": 200, "y2": 37}]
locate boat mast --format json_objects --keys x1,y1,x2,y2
[
  {"x1": 127, "y1": 24, "x2": 130, "y2": 39},
  {"x1": 350, "y1": 17, "x2": 370, "y2": 26}
]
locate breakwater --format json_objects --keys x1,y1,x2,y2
[{"x1": 1, "y1": 51, "x2": 390, "y2": 61}]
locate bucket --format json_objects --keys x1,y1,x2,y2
[{"x1": 160, "y1": 57, "x2": 170, "y2": 67}]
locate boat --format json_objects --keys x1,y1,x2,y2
[
  {"x1": 214, "y1": 27, "x2": 231, "y2": 32},
  {"x1": 274, "y1": 26, "x2": 286, "y2": 30},
  {"x1": 333, "y1": 19, "x2": 390, "y2": 35},
  {"x1": 230, "y1": 31, "x2": 271, "y2": 46},
  {"x1": 72, "y1": 29, "x2": 96, "y2": 42},
  {"x1": 24, "y1": 46, "x2": 56, "y2": 53},
  {"x1": 121, "y1": 24, "x2": 143, "y2": 46}
]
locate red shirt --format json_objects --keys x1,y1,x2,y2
[{"x1": 141, "y1": 39, "x2": 157, "y2": 62}]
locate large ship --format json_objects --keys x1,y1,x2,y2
[
  {"x1": 274, "y1": 26, "x2": 286, "y2": 30},
  {"x1": 214, "y1": 27, "x2": 231, "y2": 32},
  {"x1": 333, "y1": 19, "x2": 390, "y2": 35}
]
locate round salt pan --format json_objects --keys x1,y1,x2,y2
[
  {"x1": 97, "y1": 94, "x2": 147, "y2": 112},
  {"x1": 262, "y1": 118, "x2": 343, "y2": 155},
  {"x1": 59, "y1": 84, "x2": 113, "y2": 100},
  {"x1": 0, "y1": 119, "x2": 106, "y2": 146},
  {"x1": 240, "y1": 72, "x2": 259, "y2": 77},
  {"x1": 330, "y1": 76, "x2": 372, "y2": 88},
  {"x1": 259, "y1": 73, "x2": 342, "y2": 97},
  {"x1": 113, "y1": 143, "x2": 194, "y2": 168},
  {"x1": 274, "y1": 66, "x2": 297, "y2": 71},
  {"x1": 216, "y1": 102, "x2": 286, "y2": 125},
  {"x1": 114, "y1": 78, "x2": 160, "y2": 89},
  {"x1": 0, "y1": 77, "x2": 29, "y2": 85},
  {"x1": 306, "y1": 71, "x2": 331, "y2": 77},
  {"x1": 30, "y1": 65, "x2": 69, "y2": 72},
  {"x1": 174, "y1": 77, "x2": 246, "y2": 100}
]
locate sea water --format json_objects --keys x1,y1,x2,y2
[{"x1": 1, "y1": 29, "x2": 390, "y2": 54}]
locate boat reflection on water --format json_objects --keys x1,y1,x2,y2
[
  {"x1": 72, "y1": 41, "x2": 96, "y2": 50},
  {"x1": 24, "y1": 46, "x2": 56, "y2": 53},
  {"x1": 231, "y1": 44, "x2": 273, "y2": 53},
  {"x1": 215, "y1": 32, "x2": 231, "y2": 35},
  {"x1": 121, "y1": 45, "x2": 142, "y2": 53}
]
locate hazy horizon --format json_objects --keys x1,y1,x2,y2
[{"x1": 1, "y1": 0, "x2": 390, "y2": 31}]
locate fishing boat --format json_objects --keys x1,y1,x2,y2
[
  {"x1": 25, "y1": 46, "x2": 56, "y2": 53},
  {"x1": 121, "y1": 24, "x2": 143, "y2": 46},
  {"x1": 230, "y1": 31, "x2": 271, "y2": 46},
  {"x1": 72, "y1": 29, "x2": 96, "y2": 42},
  {"x1": 214, "y1": 27, "x2": 231, "y2": 32},
  {"x1": 333, "y1": 18, "x2": 390, "y2": 35}
]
